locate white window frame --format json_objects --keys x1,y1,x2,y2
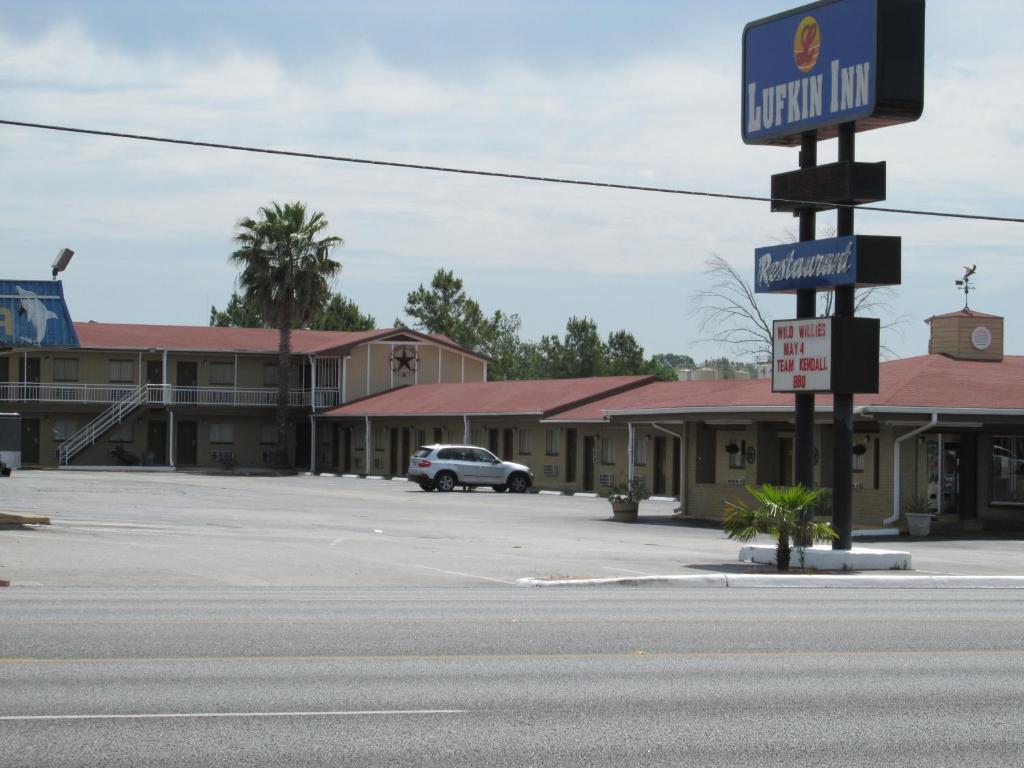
[
  {"x1": 518, "y1": 429, "x2": 532, "y2": 455},
  {"x1": 109, "y1": 359, "x2": 134, "y2": 383},
  {"x1": 209, "y1": 362, "x2": 235, "y2": 386},
  {"x1": 209, "y1": 423, "x2": 235, "y2": 444},
  {"x1": 545, "y1": 429, "x2": 560, "y2": 456}
]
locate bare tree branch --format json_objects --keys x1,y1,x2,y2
[{"x1": 690, "y1": 251, "x2": 909, "y2": 363}]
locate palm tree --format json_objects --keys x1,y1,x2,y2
[
  {"x1": 231, "y1": 202, "x2": 343, "y2": 467},
  {"x1": 723, "y1": 484, "x2": 837, "y2": 572}
]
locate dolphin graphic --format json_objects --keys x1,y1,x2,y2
[{"x1": 16, "y1": 285, "x2": 59, "y2": 345}]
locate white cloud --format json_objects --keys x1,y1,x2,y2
[{"x1": 1, "y1": 10, "x2": 1022, "y2": 357}]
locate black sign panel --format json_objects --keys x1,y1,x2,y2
[{"x1": 771, "y1": 161, "x2": 885, "y2": 212}]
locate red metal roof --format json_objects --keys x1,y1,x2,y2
[
  {"x1": 72, "y1": 322, "x2": 478, "y2": 357},
  {"x1": 546, "y1": 355, "x2": 1024, "y2": 420},
  {"x1": 322, "y1": 355, "x2": 1024, "y2": 422},
  {"x1": 321, "y1": 376, "x2": 656, "y2": 418}
]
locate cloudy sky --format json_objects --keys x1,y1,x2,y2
[{"x1": 2, "y1": 0, "x2": 1021, "y2": 360}]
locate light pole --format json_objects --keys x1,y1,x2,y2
[{"x1": 51, "y1": 248, "x2": 74, "y2": 280}]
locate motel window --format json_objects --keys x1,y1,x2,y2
[
  {"x1": 992, "y1": 436, "x2": 1024, "y2": 506},
  {"x1": 263, "y1": 364, "x2": 278, "y2": 386},
  {"x1": 109, "y1": 359, "x2": 134, "y2": 383},
  {"x1": 260, "y1": 424, "x2": 277, "y2": 445},
  {"x1": 633, "y1": 434, "x2": 648, "y2": 466},
  {"x1": 209, "y1": 362, "x2": 234, "y2": 386},
  {"x1": 475, "y1": 428, "x2": 488, "y2": 447},
  {"x1": 53, "y1": 358, "x2": 79, "y2": 382},
  {"x1": 601, "y1": 437, "x2": 615, "y2": 465},
  {"x1": 447, "y1": 428, "x2": 459, "y2": 444},
  {"x1": 209, "y1": 423, "x2": 234, "y2": 444},
  {"x1": 108, "y1": 422, "x2": 134, "y2": 443},
  {"x1": 376, "y1": 427, "x2": 387, "y2": 451},
  {"x1": 416, "y1": 430, "x2": 426, "y2": 447},
  {"x1": 356, "y1": 428, "x2": 366, "y2": 451},
  {"x1": 518, "y1": 429, "x2": 532, "y2": 455},
  {"x1": 545, "y1": 429, "x2": 560, "y2": 456},
  {"x1": 52, "y1": 420, "x2": 77, "y2": 442}
]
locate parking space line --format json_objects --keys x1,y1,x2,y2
[
  {"x1": 402, "y1": 563, "x2": 516, "y2": 585},
  {"x1": 0, "y1": 709, "x2": 468, "y2": 722}
]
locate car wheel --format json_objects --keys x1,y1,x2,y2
[
  {"x1": 434, "y1": 471, "x2": 457, "y2": 492},
  {"x1": 419, "y1": 482, "x2": 435, "y2": 492},
  {"x1": 507, "y1": 473, "x2": 529, "y2": 494},
  {"x1": 491, "y1": 484, "x2": 507, "y2": 493}
]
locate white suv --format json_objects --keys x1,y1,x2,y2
[{"x1": 407, "y1": 445, "x2": 533, "y2": 493}]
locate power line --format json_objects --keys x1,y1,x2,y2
[{"x1": 2, "y1": 118, "x2": 1021, "y2": 225}]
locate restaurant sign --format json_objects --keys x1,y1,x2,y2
[
  {"x1": 742, "y1": 0, "x2": 924, "y2": 146},
  {"x1": 755, "y1": 234, "x2": 901, "y2": 293},
  {"x1": 0, "y1": 280, "x2": 80, "y2": 348}
]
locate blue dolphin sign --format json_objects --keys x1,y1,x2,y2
[{"x1": 0, "y1": 280, "x2": 80, "y2": 348}]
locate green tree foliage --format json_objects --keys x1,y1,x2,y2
[
  {"x1": 398, "y1": 269, "x2": 677, "y2": 381},
  {"x1": 309, "y1": 294, "x2": 375, "y2": 331},
  {"x1": 230, "y1": 201, "x2": 343, "y2": 467},
  {"x1": 722, "y1": 484, "x2": 837, "y2": 572},
  {"x1": 402, "y1": 268, "x2": 485, "y2": 348},
  {"x1": 400, "y1": 268, "x2": 524, "y2": 380},
  {"x1": 211, "y1": 291, "x2": 374, "y2": 331},
  {"x1": 651, "y1": 352, "x2": 697, "y2": 371},
  {"x1": 210, "y1": 292, "x2": 263, "y2": 328}
]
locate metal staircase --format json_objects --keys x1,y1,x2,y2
[{"x1": 57, "y1": 385, "x2": 150, "y2": 466}]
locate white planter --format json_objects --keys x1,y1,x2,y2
[{"x1": 906, "y1": 513, "x2": 932, "y2": 536}]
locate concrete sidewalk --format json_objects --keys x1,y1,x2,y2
[{"x1": 519, "y1": 574, "x2": 1024, "y2": 588}]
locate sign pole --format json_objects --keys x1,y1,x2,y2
[
  {"x1": 832, "y1": 121, "x2": 856, "y2": 550},
  {"x1": 794, "y1": 130, "x2": 818, "y2": 491}
]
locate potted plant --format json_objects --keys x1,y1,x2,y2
[
  {"x1": 607, "y1": 478, "x2": 648, "y2": 522},
  {"x1": 722, "y1": 484, "x2": 838, "y2": 572},
  {"x1": 903, "y1": 495, "x2": 933, "y2": 536}
]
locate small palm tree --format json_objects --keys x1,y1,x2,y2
[
  {"x1": 723, "y1": 484, "x2": 837, "y2": 572},
  {"x1": 231, "y1": 202, "x2": 343, "y2": 467}
]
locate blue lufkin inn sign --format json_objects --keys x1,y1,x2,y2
[
  {"x1": 742, "y1": 0, "x2": 924, "y2": 146},
  {"x1": 0, "y1": 280, "x2": 80, "y2": 348}
]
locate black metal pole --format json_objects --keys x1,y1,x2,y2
[
  {"x1": 832, "y1": 122, "x2": 856, "y2": 550},
  {"x1": 795, "y1": 130, "x2": 817, "y2": 490}
]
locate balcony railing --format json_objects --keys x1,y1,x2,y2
[{"x1": 0, "y1": 383, "x2": 341, "y2": 409}]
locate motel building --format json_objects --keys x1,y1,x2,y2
[
  {"x1": 2, "y1": 299, "x2": 1022, "y2": 533},
  {"x1": 0, "y1": 320, "x2": 487, "y2": 471}
]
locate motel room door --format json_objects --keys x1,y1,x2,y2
[
  {"x1": 147, "y1": 420, "x2": 168, "y2": 465},
  {"x1": 176, "y1": 421, "x2": 198, "y2": 466},
  {"x1": 565, "y1": 429, "x2": 578, "y2": 484},
  {"x1": 20, "y1": 418, "x2": 40, "y2": 465},
  {"x1": 583, "y1": 436, "x2": 596, "y2": 492}
]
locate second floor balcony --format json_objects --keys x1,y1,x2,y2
[{"x1": 0, "y1": 383, "x2": 342, "y2": 410}]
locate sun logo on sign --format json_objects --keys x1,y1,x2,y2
[
  {"x1": 390, "y1": 345, "x2": 418, "y2": 378},
  {"x1": 793, "y1": 15, "x2": 821, "y2": 73}
]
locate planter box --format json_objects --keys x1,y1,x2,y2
[
  {"x1": 905, "y1": 513, "x2": 932, "y2": 536},
  {"x1": 610, "y1": 501, "x2": 639, "y2": 522}
]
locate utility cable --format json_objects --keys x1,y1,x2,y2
[{"x1": 1, "y1": 118, "x2": 1020, "y2": 224}]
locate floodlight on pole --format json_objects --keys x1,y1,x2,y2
[{"x1": 51, "y1": 248, "x2": 74, "y2": 279}]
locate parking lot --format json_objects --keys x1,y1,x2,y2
[{"x1": 2, "y1": 470, "x2": 1024, "y2": 586}]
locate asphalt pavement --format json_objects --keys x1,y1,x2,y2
[
  {"x1": 2, "y1": 471, "x2": 1023, "y2": 587},
  {"x1": 3, "y1": 587, "x2": 1024, "y2": 767}
]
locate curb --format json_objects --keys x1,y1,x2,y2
[
  {"x1": 516, "y1": 574, "x2": 1024, "y2": 589},
  {"x1": 0, "y1": 512, "x2": 51, "y2": 526}
]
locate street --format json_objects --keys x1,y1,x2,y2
[
  {"x1": 3, "y1": 587, "x2": 1024, "y2": 767},
  {"x1": 3, "y1": 472, "x2": 1024, "y2": 766}
]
